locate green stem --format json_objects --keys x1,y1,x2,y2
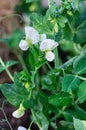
[
  {"x1": 0, "y1": 57, "x2": 14, "y2": 82},
  {"x1": 67, "y1": 21, "x2": 74, "y2": 34},
  {"x1": 73, "y1": 44, "x2": 81, "y2": 54},
  {"x1": 17, "y1": 53, "x2": 29, "y2": 73},
  {"x1": 76, "y1": 75, "x2": 86, "y2": 81},
  {"x1": 31, "y1": 70, "x2": 37, "y2": 88},
  {"x1": 82, "y1": 44, "x2": 86, "y2": 51},
  {"x1": 1, "y1": 100, "x2": 13, "y2": 130},
  {"x1": 28, "y1": 120, "x2": 34, "y2": 130},
  {"x1": 50, "y1": 112, "x2": 61, "y2": 122},
  {"x1": 31, "y1": 109, "x2": 42, "y2": 130},
  {"x1": 54, "y1": 48, "x2": 59, "y2": 68},
  {"x1": 46, "y1": 62, "x2": 52, "y2": 70},
  {"x1": 75, "y1": 94, "x2": 86, "y2": 104}
]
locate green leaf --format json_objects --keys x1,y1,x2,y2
[
  {"x1": 28, "y1": 46, "x2": 41, "y2": 68},
  {"x1": 30, "y1": 13, "x2": 53, "y2": 37},
  {"x1": 0, "y1": 60, "x2": 18, "y2": 73},
  {"x1": 77, "y1": 81, "x2": 86, "y2": 103},
  {"x1": 0, "y1": 65, "x2": 4, "y2": 73},
  {"x1": 26, "y1": 0, "x2": 34, "y2": 3},
  {"x1": 73, "y1": 118, "x2": 86, "y2": 130},
  {"x1": 74, "y1": 22, "x2": 86, "y2": 44},
  {"x1": 73, "y1": 10, "x2": 86, "y2": 44},
  {"x1": 59, "y1": 120, "x2": 74, "y2": 130},
  {"x1": 28, "y1": 50, "x2": 35, "y2": 68},
  {"x1": 37, "y1": 91, "x2": 48, "y2": 107},
  {"x1": 26, "y1": 0, "x2": 39, "y2": 3},
  {"x1": 23, "y1": 98, "x2": 36, "y2": 109},
  {"x1": 0, "y1": 83, "x2": 29, "y2": 107},
  {"x1": 73, "y1": 50, "x2": 86, "y2": 74},
  {"x1": 74, "y1": 9, "x2": 86, "y2": 28},
  {"x1": 63, "y1": 107, "x2": 86, "y2": 122},
  {"x1": 5, "y1": 60, "x2": 18, "y2": 68},
  {"x1": 0, "y1": 72, "x2": 31, "y2": 108},
  {"x1": 48, "y1": 92, "x2": 72, "y2": 107},
  {"x1": 17, "y1": 70, "x2": 31, "y2": 82},
  {"x1": 57, "y1": 126, "x2": 74, "y2": 130},
  {"x1": 62, "y1": 74, "x2": 80, "y2": 92},
  {"x1": 45, "y1": 2, "x2": 58, "y2": 20},
  {"x1": 7, "y1": 29, "x2": 24, "y2": 48},
  {"x1": 71, "y1": 0, "x2": 80, "y2": 10},
  {"x1": 35, "y1": 58, "x2": 46, "y2": 69},
  {"x1": 79, "y1": 1, "x2": 86, "y2": 12},
  {"x1": 60, "y1": 56, "x2": 77, "y2": 69},
  {"x1": 41, "y1": 69, "x2": 59, "y2": 92},
  {"x1": 35, "y1": 111, "x2": 49, "y2": 130}
]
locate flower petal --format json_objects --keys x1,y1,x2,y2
[
  {"x1": 40, "y1": 34, "x2": 46, "y2": 41},
  {"x1": 40, "y1": 39, "x2": 58, "y2": 51},
  {"x1": 25, "y1": 26, "x2": 39, "y2": 44},
  {"x1": 12, "y1": 104, "x2": 25, "y2": 118},
  {"x1": 45, "y1": 51, "x2": 55, "y2": 62},
  {"x1": 19, "y1": 40, "x2": 28, "y2": 51},
  {"x1": 18, "y1": 126, "x2": 27, "y2": 130},
  {"x1": 12, "y1": 109, "x2": 24, "y2": 118}
]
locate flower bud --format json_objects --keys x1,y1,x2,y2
[
  {"x1": 45, "y1": 51, "x2": 55, "y2": 62},
  {"x1": 19, "y1": 40, "x2": 28, "y2": 51},
  {"x1": 12, "y1": 104, "x2": 25, "y2": 118},
  {"x1": 54, "y1": 23, "x2": 58, "y2": 33},
  {"x1": 18, "y1": 126, "x2": 27, "y2": 130}
]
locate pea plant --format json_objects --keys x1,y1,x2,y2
[{"x1": 0, "y1": 0, "x2": 86, "y2": 130}]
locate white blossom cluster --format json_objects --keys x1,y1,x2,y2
[
  {"x1": 12, "y1": 26, "x2": 59, "y2": 129},
  {"x1": 19, "y1": 26, "x2": 59, "y2": 62},
  {"x1": 13, "y1": 26, "x2": 59, "y2": 129}
]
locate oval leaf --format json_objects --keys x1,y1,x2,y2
[
  {"x1": 62, "y1": 74, "x2": 80, "y2": 92},
  {"x1": 48, "y1": 92, "x2": 72, "y2": 107},
  {"x1": 77, "y1": 81, "x2": 86, "y2": 103},
  {"x1": 73, "y1": 118, "x2": 86, "y2": 130},
  {"x1": 73, "y1": 51, "x2": 86, "y2": 74}
]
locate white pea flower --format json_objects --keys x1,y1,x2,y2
[
  {"x1": 19, "y1": 40, "x2": 28, "y2": 51},
  {"x1": 40, "y1": 39, "x2": 58, "y2": 62},
  {"x1": 25, "y1": 26, "x2": 39, "y2": 44},
  {"x1": 19, "y1": 26, "x2": 39, "y2": 51},
  {"x1": 40, "y1": 34, "x2": 46, "y2": 41},
  {"x1": 45, "y1": 51, "x2": 55, "y2": 62},
  {"x1": 40, "y1": 39, "x2": 58, "y2": 51},
  {"x1": 12, "y1": 104, "x2": 25, "y2": 118},
  {"x1": 18, "y1": 126, "x2": 27, "y2": 130}
]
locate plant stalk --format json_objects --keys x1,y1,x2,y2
[
  {"x1": 0, "y1": 57, "x2": 14, "y2": 82},
  {"x1": 77, "y1": 75, "x2": 86, "y2": 81},
  {"x1": 54, "y1": 48, "x2": 59, "y2": 68},
  {"x1": 31, "y1": 109, "x2": 42, "y2": 130}
]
